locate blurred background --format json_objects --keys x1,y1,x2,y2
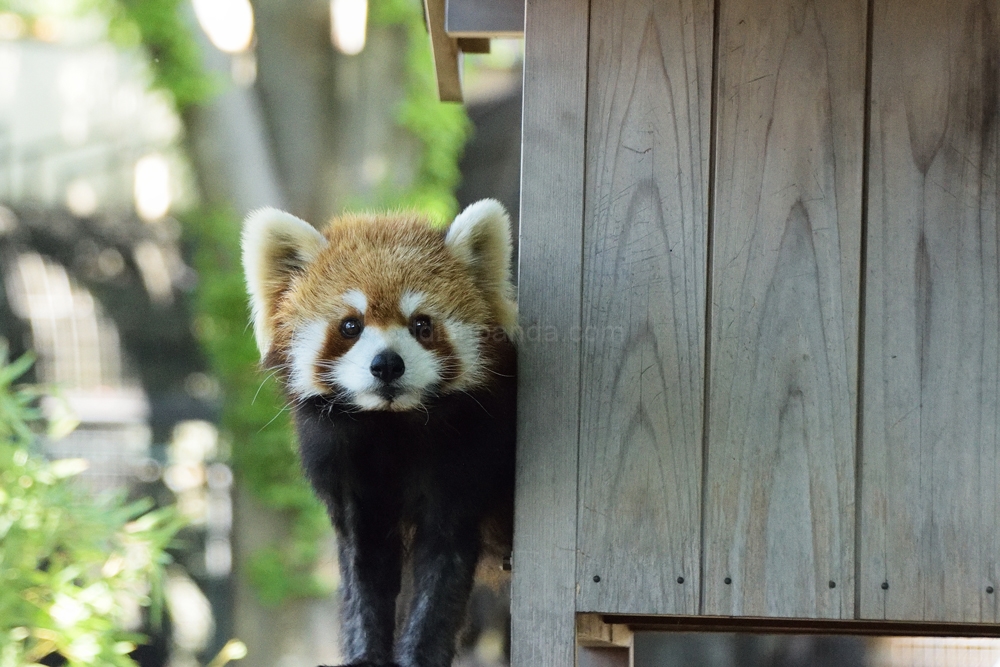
[{"x1": 0, "y1": 2, "x2": 997, "y2": 667}]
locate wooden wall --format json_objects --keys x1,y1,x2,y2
[{"x1": 513, "y1": 0, "x2": 1000, "y2": 662}]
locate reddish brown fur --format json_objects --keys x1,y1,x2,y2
[{"x1": 266, "y1": 212, "x2": 502, "y2": 388}]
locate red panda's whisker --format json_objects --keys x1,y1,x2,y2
[
  {"x1": 457, "y1": 389, "x2": 494, "y2": 419},
  {"x1": 252, "y1": 368, "x2": 284, "y2": 405},
  {"x1": 410, "y1": 400, "x2": 431, "y2": 426},
  {"x1": 257, "y1": 403, "x2": 292, "y2": 433}
]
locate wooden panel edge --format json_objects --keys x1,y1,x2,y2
[
  {"x1": 600, "y1": 615, "x2": 1000, "y2": 638},
  {"x1": 446, "y1": 29, "x2": 523, "y2": 38},
  {"x1": 446, "y1": 0, "x2": 525, "y2": 37},
  {"x1": 510, "y1": 0, "x2": 589, "y2": 665}
]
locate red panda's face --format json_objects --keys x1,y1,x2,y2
[
  {"x1": 242, "y1": 201, "x2": 517, "y2": 411},
  {"x1": 281, "y1": 267, "x2": 493, "y2": 411}
]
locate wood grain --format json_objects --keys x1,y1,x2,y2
[
  {"x1": 575, "y1": 0, "x2": 714, "y2": 616},
  {"x1": 423, "y1": 0, "x2": 463, "y2": 102},
  {"x1": 509, "y1": 0, "x2": 588, "y2": 663},
  {"x1": 860, "y1": 0, "x2": 1000, "y2": 623},
  {"x1": 703, "y1": 0, "x2": 866, "y2": 618}
]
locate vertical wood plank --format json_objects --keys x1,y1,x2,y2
[
  {"x1": 575, "y1": 0, "x2": 714, "y2": 615},
  {"x1": 704, "y1": 0, "x2": 866, "y2": 618},
  {"x1": 510, "y1": 0, "x2": 588, "y2": 664},
  {"x1": 860, "y1": 0, "x2": 1000, "y2": 623}
]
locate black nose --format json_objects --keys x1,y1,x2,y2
[{"x1": 370, "y1": 351, "x2": 405, "y2": 382}]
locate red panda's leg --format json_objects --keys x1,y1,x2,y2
[
  {"x1": 334, "y1": 500, "x2": 403, "y2": 666},
  {"x1": 395, "y1": 517, "x2": 481, "y2": 667}
]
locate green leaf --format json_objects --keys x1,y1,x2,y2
[
  {"x1": 0, "y1": 352, "x2": 34, "y2": 387},
  {"x1": 0, "y1": 357, "x2": 183, "y2": 667}
]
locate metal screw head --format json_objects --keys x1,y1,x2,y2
[
  {"x1": 677, "y1": 576, "x2": 685, "y2": 584},
  {"x1": 988, "y1": 586, "x2": 995, "y2": 594},
  {"x1": 724, "y1": 577, "x2": 732, "y2": 585},
  {"x1": 829, "y1": 581, "x2": 836, "y2": 589},
  {"x1": 593, "y1": 575, "x2": 601, "y2": 583},
  {"x1": 881, "y1": 581, "x2": 889, "y2": 590}
]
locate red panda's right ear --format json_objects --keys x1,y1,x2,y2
[
  {"x1": 445, "y1": 199, "x2": 518, "y2": 336},
  {"x1": 242, "y1": 207, "x2": 327, "y2": 359}
]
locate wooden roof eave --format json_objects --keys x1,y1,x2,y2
[{"x1": 424, "y1": 0, "x2": 525, "y2": 103}]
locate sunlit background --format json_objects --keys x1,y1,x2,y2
[{"x1": 0, "y1": 4, "x2": 231, "y2": 665}]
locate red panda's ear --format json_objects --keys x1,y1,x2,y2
[
  {"x1": 445, "y1": 199, "x2": 518, "y2": 334},
  {"x1": 242, "y1": 207, "x2": 326, "y2": 358}
]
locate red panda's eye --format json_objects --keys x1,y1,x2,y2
[
  {"x1": 340, "y1": 317, "x2": 362, "y2": 339},
  {"x1": 410, "y1": 315, "x2": 432, "y2": 341}
]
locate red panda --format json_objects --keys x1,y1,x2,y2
[{"x1": 242, "y1": 200, "x2": 517, "y2": 667}]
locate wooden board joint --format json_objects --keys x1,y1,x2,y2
[{"x1": 577, "y1": 614, "x2": 634, "y2": 649}]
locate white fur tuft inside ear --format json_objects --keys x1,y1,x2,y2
[
  {"x1": 242, "y1": 207, "x2": 326, "y2": 358},
  {"x1": 445, "y1": 199, "x2": 517, "y2": 334}
]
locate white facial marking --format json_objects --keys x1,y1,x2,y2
[
  {"x1": 383, "y1": 326, "x2": 441, "y2": 390},
  {"x1": 399, "y1": 290, "x2": 427, "y2": 319},
  {"x1": 288, "y1": 319, "x2": 329, "y2": 397},
  {"x1": 331, "y1": 325, "x2": 387, "y2": 393},
  {"x1": 342, "y1": 289, "x2": 367, "y2": 313},
  {"x1": 325, "y1": 323, "x2": 443, "y2": 411},
  {"x1": 444, "y1": 318, "x2": 484, "y2": 389}
]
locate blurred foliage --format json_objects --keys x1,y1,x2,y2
[
  {"x1": 102, "y1": 0, "x2": 326, "y2": 603},
  {"x1": 0, "y1": 353, "x2": 183, "y2": 667},
  {"x1": 369, "y1": 0, "x2": 472, "y2": 224},
  {"x1": 110, "y1": 0, "x2": 216, "y2": 109},
  {"x1": 183, "y1": 206, "x2": 330, "y2": 604}
]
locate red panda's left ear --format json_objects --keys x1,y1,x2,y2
[
  {"x1": 242, "y1": 207, "x2": 327, "y2": 359},
  {"x1": 445, "y1": 199, "x2": 518, "y2": 333}
]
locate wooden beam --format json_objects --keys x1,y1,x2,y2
[
  {"x1": 509, "y1": 0, "x2": 589, "y2": 664},
  {"x1": 577, "y1": 614, "x2": 634, "y2": 649},
  {"x1": 582, "y1": 615, "x2": 1000, "y2": 638},
  {"x1": 423, "y1": 0, "x2": 463, "y2": 102},
  {"x1": 446, "y1": 0, "x2": 524, "y2": 38}
]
